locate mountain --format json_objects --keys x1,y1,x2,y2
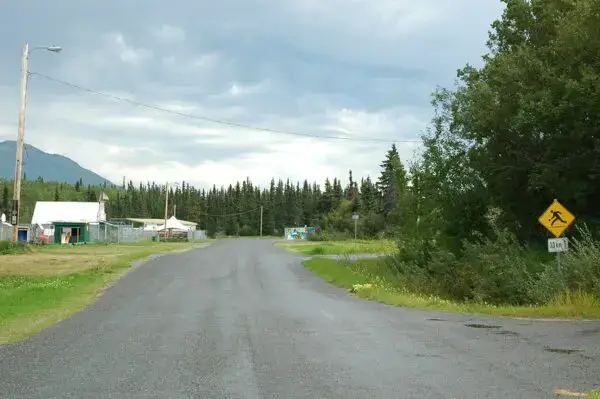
[{"x1": 0, "y1": 140, "x2": 113, "y2": 186}]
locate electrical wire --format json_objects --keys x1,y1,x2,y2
[
  {"x1": 29, "y1": 71, "x2": 422, "y2": 144},
  {"x1": 198, "y1": 207, "x2": 261, "y2": 217}
]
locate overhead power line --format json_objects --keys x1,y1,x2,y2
[
  {"x1": 29, "y1": 71, "x2": 422, "y2": 144},
  {"x1": 199, "y1": 207, "x2": 261, "y2": 217}
]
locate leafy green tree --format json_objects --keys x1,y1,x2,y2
[{"x1": 449, "y1": 0, "x2": 600, "y2": 239}]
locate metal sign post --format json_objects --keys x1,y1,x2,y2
[
  {"x1": 539, "y1": 199, "x2": 575, "y2": 273},
  {"x1": 352, "y1": 213, "x2": 359, "y2": 254},
  {"x1": 547, "y1": 237, "x2": 569, "y2": 272}
]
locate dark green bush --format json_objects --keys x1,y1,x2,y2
[
  {"x1": 308, "y1": 232, "x2": 325, "y2": 241},
  {"x1": 239, "y1": 224, "x2": 254, "y2": 236}
]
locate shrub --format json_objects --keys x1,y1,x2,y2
[
  {"x1": 238, "y1": 224, "x2": 254, "y2": 236},
  {"x1": 0, "y1": 241, "x2": 31, "y2": 255},
  {"x1": 461, "y1": 229, "x2": 538, "y2": 304},
  {"x1": 560, "y1": 225, "x2": 600, "y2": 294},
  {"x1": 324, "y1": 230, "x2": 352, "y2": 241},
  {"x1": 387, "y1": 236, "x2": 457, "y2": 296},
  {"x1": 387, "y1": 223, "x2": 600, "y2": 306},
  {"x1": 308, "y1": 246, "x2": 326, "y2": 255},
  {"x1": 308, "y1": 230, "x2": 351, "y2": 241},
  {"x1": 308, "y1": 232, "x2": 326, "y2": 241}
]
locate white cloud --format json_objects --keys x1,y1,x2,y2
[
  {"x1": 108, "y1": 32, "x2": 152, "y2": 66},
  {"x1": 154, "y1": 25, "x2": 186, "y2": 44},
  {"x1": 218, "y1": 81, "x2": 268, "y2": 98},
  {"x1": 190, "y1": 53, "x2": 222, "y2": 70},
  {"x1": 327, "y1": 107, "x2": 425, "y2": 138}
]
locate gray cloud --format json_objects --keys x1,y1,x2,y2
[{"x1": 0, "y1": 0, "x2": 504, "y2": 187}]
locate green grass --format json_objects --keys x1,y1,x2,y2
[
  {"x1": 304, "y1": 257, "x2": 600, "y2": 319},
  {"x1": 554, "y1": 387, "x2": 600, "y2": 397},
  {"x1": 277, "y1": 239, "x2": 396, "y2": 255},
  {"x1": 0, "y1": 241, "x2": 203, "y2": 344},
  {"x1": 588, "y1": 389, "x2": 600, "y2": 398}
]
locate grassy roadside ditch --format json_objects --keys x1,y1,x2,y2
[
  {"x1": 304, "y1": 257, "x2": 600, "y2": 319},
  {"x1": 276, "y1": 239, "x2": 396, "y2": 255},
  {"x1": 0, "y1": 240, "x2": 206, "y2": 345}
]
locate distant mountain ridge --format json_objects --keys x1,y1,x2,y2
[{"x1": 0, "y1": 140, "x2": 113, "y2": 185}]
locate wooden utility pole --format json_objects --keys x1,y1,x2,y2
[
  {"x1": 10, "y1": 43, "x2": 60, "y2": 243},
  {"x1": 163, "y1": 182, "x2": 169, "y2": 241},
  {"x1": 12, "y1": 43, "x2": 30, "y2": 243},
  {"x1": 260, "y1": 205, "x2": 263, "y2": 238}
]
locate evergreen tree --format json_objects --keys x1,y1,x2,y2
[
  {"x1": 1, "y1": 183, "x2": 9, "y2": 215},
  {"x1": 377, "y1": 144, "x2": 407, "y2": 215}
]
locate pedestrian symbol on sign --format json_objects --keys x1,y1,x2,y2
[
  {"x1": 549, "y1": 210, "x2": 567, "y2": 226},
  {"x1": 538, "y1": 199, "x2": 575, "y2": 238}
]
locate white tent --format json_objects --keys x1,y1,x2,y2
[{"x1": 157, "y1": 216, "x2": 189, "y2": 231}]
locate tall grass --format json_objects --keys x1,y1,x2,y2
[
  {"x1": 279, "y1": 239, "x2": 396, "y2": 255},
  {"x1": 0, "y1": 241, "x2": 31, "y2": 255},
  {"x1": 388, "y1": 225, "x2": 600, "y2": 307},
  {"x1": 304, "y1": 257, "x2": 600, "y2": 318}
]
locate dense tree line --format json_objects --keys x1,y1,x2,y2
[{"x1": 0, "y1": 145, "x2": 404, "y2": 239}]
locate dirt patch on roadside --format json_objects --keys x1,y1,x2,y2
[{"x1": 0, "y1": 253, "x2": 120, "y2": 276}]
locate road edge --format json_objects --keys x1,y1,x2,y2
[
  {"x1": 301, "y1": 256, "x2": 599, "y2": 323},
  {"x1": 96, "y1": 242, "x2": 211, "y2": 298}
]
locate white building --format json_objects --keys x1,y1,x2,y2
[{"x1": 31, "y1": 201, "x2": 107, "y2": 237}]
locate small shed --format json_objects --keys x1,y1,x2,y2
[
  {"x1": 53, "y1": 221, "x2": 91, "y2": 244},
  {"x1": 31, "y1": 201, "x2": 106, "y2": 244}
]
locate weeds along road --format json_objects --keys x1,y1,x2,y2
[{"x1": 0, "y1": 239, "x2": 598, "y2": 398}]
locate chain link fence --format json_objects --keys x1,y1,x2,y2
[
  {"x1": 93, "y1": 224, "x2": 207, "y2": 243},
  {"x1": 187, "y1": 230, "x2": 207, "y2": 241},
  {"x1": 1, "y1": 222, "x2": 207, "y2": 244},
  {"x1": 89, "y1": 223, "x2": 157, "y2": 243},
  {"x1": 0, "y1": 224, "x2": 12, "y2": 241}
]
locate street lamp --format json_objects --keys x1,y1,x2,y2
[
  {"x1": 11, "y1": 43, "x2": 62, "y2": 242},
  {"x1": 38, "y1": 46, "x2": 62, "y2": 53}
]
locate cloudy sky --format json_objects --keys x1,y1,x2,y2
[{"x1": 0, "y1": 1, "x2": 503, "y2": 189}]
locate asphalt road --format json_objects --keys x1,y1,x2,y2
[{"x1": 1, "y1": 239, "x2": 598, "y2": 398}]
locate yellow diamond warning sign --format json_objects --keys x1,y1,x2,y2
[{"x1": 538, "y1": 200, "x2": 575, "y2": 238}]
